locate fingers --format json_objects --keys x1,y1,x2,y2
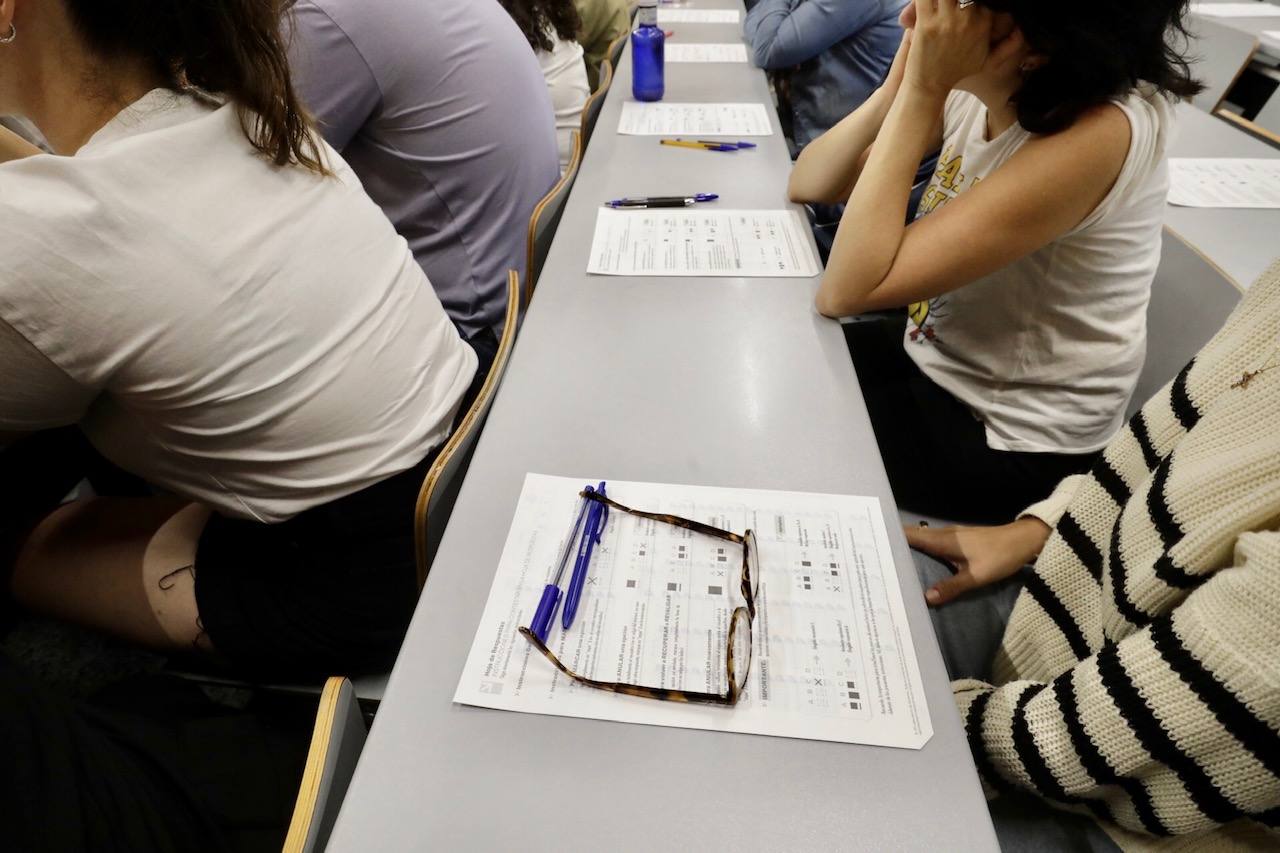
[
  {"x1": 925, "y1": 569, "x2": 976, "y2": 606},
  {"x1": 904, "y1": 523, "x2": 962, "y2": 560}
]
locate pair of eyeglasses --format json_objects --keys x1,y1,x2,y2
[{"x1": 519, "y1": 490, "x2": 760, "y2": 706}]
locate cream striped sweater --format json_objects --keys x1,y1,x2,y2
[{"x1": 954, "y1": 259, "x2": 1280, "y2": 848}]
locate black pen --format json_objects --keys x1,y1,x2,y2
[{"x1": 605, "y1": 193, "x2": 719, "y2": 209}]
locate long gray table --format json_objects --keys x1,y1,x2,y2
[
  {"x1": 1165, "y1": 102, "x2": 1280, "y2": 290},
  {"x1": 327, "y1": 4, "x2": 997, "y2": 849}
]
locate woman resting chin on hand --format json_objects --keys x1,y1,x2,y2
[{"x1": 789, "y1": 0, "x2": 1200, "y2": 524}]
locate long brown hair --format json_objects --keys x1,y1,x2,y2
[{"x1": 64, "y1": 0, "x2": 326, "y2": 173}]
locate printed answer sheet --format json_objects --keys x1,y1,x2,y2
[
  {"x1": 618, "y1": 102, "x2": 773, "y2": 135},
  {"x1": 1189, "y1": 2, "x2": 1280, "y2": 16},
  {"x1": 1168, "y1": 158, "x2": 1280, "y2": 208},
  {"x1": 666, "y1": 43, "x2": 749, "y2": 63},
  {"x1": 586, "y1": 208, "x2": 820, "y2": 277},
  {"x1": 454, "y1": 475, "x2": 933, "y2": 750},
  {"x1": 657, "y1": 8, "x2": 740, "y2": 22}
]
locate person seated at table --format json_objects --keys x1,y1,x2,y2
[
  {"x1": 287, "y1": 0, "x2": 560, "y2": 375},
  {"x1": 745, "y1": 0, "x2": 906, "y2": 157},
  {"x1": 575, "y1": 0, "x2": 631, "y2": 89},
  {"x1": 905, "y1": 258, "x2": 1280, "y2": 849},
  {"x1": 498, "y1": 0, "x2": 592, "y2": 172},
  {"x1": 788, "y1": 0, "x2": 1200, "y2": 524},
  {"x1": 0, "y1": 0, "x2": 477, "y2": 680}
]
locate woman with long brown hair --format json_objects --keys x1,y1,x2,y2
[{"x1": 0, "y1": 0, "x2": 477, "y2": 679}]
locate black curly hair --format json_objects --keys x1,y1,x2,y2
[
  {"x1": 497, "y1": 0, "x2": 581, "y2": 53},
  {"x1": 979, "y1": 0, "x2": 1203, "y2": 133}
]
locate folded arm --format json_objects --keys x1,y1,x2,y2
[
  {"x1": 814, "y1": 96, "x2": 1130, "y2": 317},
  {"x1": 954, "y1": 530, "x2": 1280, "y2": 836},
  {"x1": 745, "y1": 0, "x2": 895, "y2": 69}
]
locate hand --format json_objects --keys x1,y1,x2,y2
[
  {"x1": 903, "y1": 0, "x2": 995, "y2": 98},
  {"x1": 905, "y1": 517, "x2": 1051, "y2": 606}
]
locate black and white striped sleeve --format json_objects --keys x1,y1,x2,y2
[{"x1": 953, "y1": 530, "x2": 1280, "y2": 837}]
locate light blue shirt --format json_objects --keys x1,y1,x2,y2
[
  {"x1": 745, "y1": 0, "x2": 905, "y2": 154},
  {"x1": 289, "y1": 0, "x2": 560, "y2": 338}
]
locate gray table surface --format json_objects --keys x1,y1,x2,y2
[
  {"x1": 326, "y1": 5, "x2": 997, "y2": 850},
  {"x1": 1192, "y1": 0, "x2": 1280, "y2": 59},
  {"x1": 1165, "y1": 102, "x2": 1280, "y2": 290}
]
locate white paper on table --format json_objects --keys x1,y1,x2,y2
[
  {"x1": 618, "y1": 102, "x2": 773, "y2": 135},
  {"x1": 657, "y1": 8, "x2": 741, "y2": 22},
  {"x1": 586, "y1": 208, "x2": 820, "y2": 278},
  {"x1": 454, "y1": 475, "x2": 934, "y2": 750},
  {"x1": 1189, "y1": 2, "x2": 1280, "y2": 16},
  {"x1": 1168, "y1": 158, "x2": 1280, "y2": 208},
  {"x1": 665, "y1": 42, "x2": 749, "y2": 63},
  {"x1": 1264, "y1": 29, "x2": 1280, "y2": 43}
]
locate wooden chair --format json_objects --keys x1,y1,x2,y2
[
  {"x1": 284, "y1": 677, "x2": 367, "y2": 853},
  {"x1": 579, "y1": 58, "x2": 614, "y2": 149},
  {"x1": 524, "y1": 132, "x2": 583, "y2": 306},
  {"x1": 1186, "y1": 15, "x2": 1259, "y2": 112},
  {"x1": 607, "y1": 31, "x2": 628, "y2": 73},
  {"x1": 413, "y1": 269, "x2": 522, "y2": 588}
]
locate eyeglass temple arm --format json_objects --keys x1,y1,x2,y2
[{"x1": 581, "y1": 491, "x2": 745, "y2": 544}]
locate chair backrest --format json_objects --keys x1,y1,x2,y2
[
  {"x1": 413, "y1": 271, "x2": 522, "y2": 587},
  {"x1": 607, "y1": 31, "x2": 627, "y2": 71},
  {"x1": 525, "y1": 130, "x2": 583, "y2": 305},
  {"x1": 1129, "y1": 231, "x2": 1243, "y2": 416},
  {"x1": 580, "y1": 58, "x2": 614, "y2": 149},
  {"x1": 284, "y1": 677, "x2": 367, "y2": 853},
  {"x1": 1186, "y1": 15, "x2": 1258, "y2": 112}
]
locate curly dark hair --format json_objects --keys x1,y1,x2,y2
[
  {"x1": 497, "y1": 0, "x2": 582, "y2": 53},
  {"x1": 979, "y1": 0, "x2": 1204, "y2": 134}
]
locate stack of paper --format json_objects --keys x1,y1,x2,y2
[{"x1": 1168, "y1": 158, "x2": 1280, "y2": 208}]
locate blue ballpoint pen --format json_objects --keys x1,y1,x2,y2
[
  {"x1": 529, "y1": 486, "x2": 594, "y2": 642},
  {"x1": 606, "y1": 193, "x2": 719, "y2": 209},
  {"x1": 563, "y1": 481, "x2": 608, "y2": 630}
]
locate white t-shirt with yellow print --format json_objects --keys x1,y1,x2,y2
[{"x1": 904, "y1": 86, "x2": 1174, "y2": 454}]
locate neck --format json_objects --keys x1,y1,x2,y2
[
  {"x1": 968, "y1": 78, "x2": 1022, "y2": 140},
  {"x1": 20, "y1": 41, "x2": 165, "y2": 155}
]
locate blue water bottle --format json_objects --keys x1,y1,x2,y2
[{"x1": 632, "y1": 0, "x2": 664, "y2": 101}]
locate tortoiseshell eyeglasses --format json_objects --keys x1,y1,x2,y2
[{"x1": 518, "y1": 490, "x2": 760, "y2": 706}]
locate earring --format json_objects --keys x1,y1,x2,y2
[{"x1": 0, "y1": 23, "x2": 15, "y2": 45}]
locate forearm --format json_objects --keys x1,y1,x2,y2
[
  {"x1": 788, "y1": 87, "x2": 894, "y2": 205},
  {"x1": 0, "y1": 127, "x2": 41, "y2": 164},
  {"x1": 815, "y1": 85, "x2": 943, "y2": 317}
]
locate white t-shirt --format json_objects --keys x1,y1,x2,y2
[
  {"x1": 536, "y1": 31, "x2": 591, "y2": 171},
  {"x1": 905, "y1": 86, "x2": 1175, "y2": 454},
  {"x1": 0, "y1": 89, "x2": 477, "y2": 523}
]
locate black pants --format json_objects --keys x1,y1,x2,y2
[
  {"x1": 845, "y1": 318, "x2": 1098, "y2": 524},
  {"x1": 0, "y1": 652, "x2": 309, "y2": 853}
]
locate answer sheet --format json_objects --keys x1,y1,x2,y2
[
  {"x1": 454, "y1": 475, "x2": 933, "y2": 750},
  {"x1": 586, "y1": 208, "x2": 821, "y2": 277},
  {"x1": 657, "y1": 8, "x2": 740, "y2": 22},
  {"x1": 618, "y1": 101, "x2": 773, "y2": 135},
  {"x1": 1189, "y1": 2, "x2": 1280, "y2": 16},
  {"x1": 1168, "y1": 158, "x2": 1280, "y2": 208},
  {"x1": 666, "y1": 43, "x2": 749, "y2": 63}
]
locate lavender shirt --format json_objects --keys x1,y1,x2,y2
[{"x1": 289, "y1": 0, "x2": 560, "y2": 338}]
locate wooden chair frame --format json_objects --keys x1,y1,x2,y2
[
  {"x1": 524, "y1": 130, "x2": 583, "y2": 306},
  {"x1": 285, "y1": 676, "x2": 365, "y2": 853},
  {"x1": 412, "y1": 270, "x2": 522, "y2": 588},
  {"x1": 579, "y1": 58, "x2": 614, "y2": 149},
  {"x1": 606, "y1": 31, "x2": 627, "y2": 72}
]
